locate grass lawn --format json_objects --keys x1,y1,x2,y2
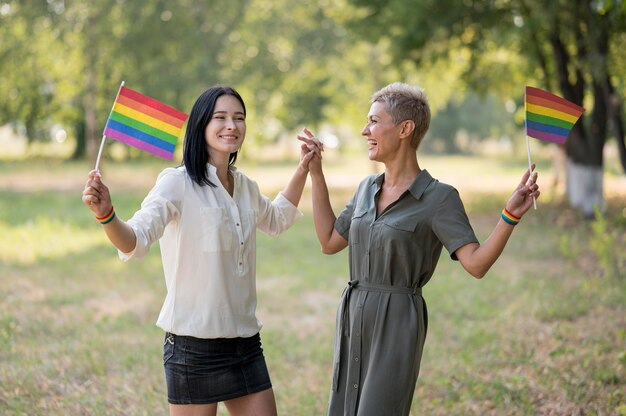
[{"x1": 0, "y1": 155, "x2": 624, "y2": 415}]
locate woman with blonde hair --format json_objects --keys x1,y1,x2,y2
[{"x1": 300, "y1": 82, "x2": 540, "y2": 415}]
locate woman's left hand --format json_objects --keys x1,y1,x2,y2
[
  {"x1": 297, "y1": 128, "x2": 323, "y2": 156},
  {"x1": 505, "y1": 164, "x2": 540, "y2": 218},
  {"x1": 297, "y1": 127, "x2": 324, "y2": 173}
]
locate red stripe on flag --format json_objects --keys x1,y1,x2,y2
[
  {"x1": 526, "y1": 86, "x2": 585, "y2": 114},
  {"x1": 526, "y1": 94, "x2": 584, "y2": 118},
  {"x1": 117, "y1": 94, "x2": 186, "y2": 129},
  {"x1": 119, "y1": 86, "x2": 188, "y2": 122}
]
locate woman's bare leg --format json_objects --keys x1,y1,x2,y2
[
  {"x1": 223, "y1": 388, "x2": 277, "y2": 416},
  {"x1": 169, "y1": 403, "x2": 218, "y2": 416}
]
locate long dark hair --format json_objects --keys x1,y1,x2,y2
[{"x1": 182, "y1": 86, "x2": 246, "y2": 187}]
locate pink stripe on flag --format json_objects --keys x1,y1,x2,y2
[
  {"x1": 526, "y1": 128, "x2": 567, "y2": 145},
  {"x1": 104, "y1": 128, "x2": 174, "y2": 160}
]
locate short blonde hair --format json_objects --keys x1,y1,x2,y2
[{"x1": 371, "y1": 82, "x2": 431, "y2": 149}]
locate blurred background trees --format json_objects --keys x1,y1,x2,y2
[
  {"x1": 346, "y1": 0, "x2": 626, "y2": 216},
  {"x1": 0, "y1": 0, "x2": 624, "y2": 215}
]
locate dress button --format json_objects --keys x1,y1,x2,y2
[
  {"x1": 353, "y1": 383, "x2": 358, "y2": 389},
  {"x1": 354, "y1": 357, "x2": 359, "y2": 362}
]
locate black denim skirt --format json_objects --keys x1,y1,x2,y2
[{"x1": 163, "y1": 332, "x2": 272, "y2": 404}]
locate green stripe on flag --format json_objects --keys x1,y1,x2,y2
[
  {"x1": 526, "y1": 112, "x2": 575, "y2": 130},
  {"x1": 110, "y1": 111, "x2": 179, "y2": 145}
]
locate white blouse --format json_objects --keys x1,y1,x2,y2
[{"x1": 119, "y1": 164, "x2": 302, "y2": 338}]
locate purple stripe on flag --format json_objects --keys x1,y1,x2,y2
[
  {"x1": 104, "y1": 128, "x2": 174, "y2": 160},
  {"x1": 526, "y1": 128, "x2": 567, "y2": 145}
]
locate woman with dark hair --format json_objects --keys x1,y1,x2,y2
[{"x1": 82, "y1": 85, "x2": 318, "y2": 415}]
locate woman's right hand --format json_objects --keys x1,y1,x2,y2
[
  {"x1": 297, "y1": 128, "x2": 324, "y2": 175},
  {"x1": 82, "y1": 169, "x2": 113, "y2": 217}
]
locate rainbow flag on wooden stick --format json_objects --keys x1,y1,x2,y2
[
  {"x1": 522, "y1": 86, "x2": 585, "y2": 210},
  {"x1": 96, "y1": 82, "x2": 188, "y2": 169},
  {"x1": 525, "y1": 86, "x2": 585, "y2": 144}
]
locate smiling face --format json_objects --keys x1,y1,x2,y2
[
  {"x1": 361, "y1": 100, "x2": 404, "y2": 162},
  {"x1": 205, "y1": 94, "x2": 246, "y2": 163}
]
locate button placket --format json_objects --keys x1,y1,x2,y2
[
  {"x1": 230, "y1": 203, "x2": 245, "y2": 273},
  {"x1": 347, "y1": 291, "x2": 365, "y2": 415},
  {"x1": 366, "y1": 218, "x2": 375, "y2": 281}
]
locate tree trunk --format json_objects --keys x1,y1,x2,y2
[
  {"x1": 564, "y1": 82, "x2": 608, "y2": 218},
  {"x1": 566, "y1": 159, "x2": 604, "y2": 218},
  {"x1": 71, "y1": 119, "x2": 86, "y2": 160},
  {"x1": 605, "y1": 76, "x2": 626, "y2": 174},
  {"x1": 550, "y1": 6, "x2": 610, "y2": 217},
  {"x1": 84, "y1": 14, "x2": 98, "y2": 162}
]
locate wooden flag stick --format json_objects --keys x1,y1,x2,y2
[
  {"x1": 94, "y1": 134, "x2": 107, "y2": 172},
  {"x1": 525, "y1": 135, "x2": 537, "y2": 210},
  {"x1": 95, "y1": 80, "x2": 125, "y2": 171}
]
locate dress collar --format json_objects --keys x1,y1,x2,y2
[{"x1": 372, "y1": 170, "x2": 434, "y2": 201}]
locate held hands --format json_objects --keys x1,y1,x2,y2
[
  {"x1": 505, "y1": 164, "x2": 541, "y2": 219},
  {"x1": 82, "y1": 169, "x2": 113, "y2": 218},
  {"x1": 297, "y1": 127, "x2": 324, "y2": 175}
]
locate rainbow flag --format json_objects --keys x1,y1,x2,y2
[
  {"x1": 103, "y1": 85, "x2": 188, "y2": 160},
  {"x1": 525, "y1": 86, "x2": 585, "y2": 144}
]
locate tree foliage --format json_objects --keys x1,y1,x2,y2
[
  {"x1": 1, "y1": 0, "x2": 351, "y2": 159},
  {"x1": 346, "y1": 0, "x2": 626, "y2": 173},
  {"x1": 1, "y1": 0, "x2": 625, "y2": 174}
]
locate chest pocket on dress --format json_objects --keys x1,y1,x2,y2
[
  {"x1": 376, "y1": 215, "x2": 422, "y2": 255},
  {"x1": 201, "y1": 207, "x2": 233, "y2": 252},
  {"x1": 349, "y1": 209, "x2": 369, "y2": 246}
]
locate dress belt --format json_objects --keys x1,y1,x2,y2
[{"x1": 332, "y1": 279, "x2": 422, "y2": 391}]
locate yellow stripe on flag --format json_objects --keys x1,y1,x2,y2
[
  {"x1": 526, "y1": 103, "x2": 580, "y2": 124},
  {"x1": 113, "y1": 102, "x2": 182, "y2": 137}
]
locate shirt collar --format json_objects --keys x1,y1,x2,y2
[
  {"x1": 372, "y1": 169, "x2": 434, "y2": 201},
  {"x1": 206, "y1": 163, "x2": 237, "y2": 180},
  {"x1": 206, "y1": 163, "x2": 217, "y2": 178}
]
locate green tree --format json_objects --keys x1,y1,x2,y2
[
  {"x1": 1, "y1": 0, "x2": 253, "y2": 160},
  {"x1": 62, "y1": 0, "x2": 250, "y2": 161},
  {"x1": 428, "y1": 93, "x2": 515, "y2": 154},
  {"x1": 0, "y1": 1, "x2": 78, "y2": 146},
  {"x1": 346, "y1": 0, "x2": 626, "y2": 217},
  {"x1": 219, "y1": 0, "x2": 349, "y2": 143},
  {"x1": 2, "y1": 0, "x2": 519, "y2": 165}
]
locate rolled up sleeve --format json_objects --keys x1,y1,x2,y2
[
  {"x1": 256, "y1": 192, "x2": 303, "y2": 236},
  {"x1": 334, "y1": 182, "x2": 362, "y2": 241},
  {"x1": 432, "y1": 188, "x2": 478, "y2": 260},
  {"x1": 117, "y1": 169, "x2": 183, "y2": 261}
]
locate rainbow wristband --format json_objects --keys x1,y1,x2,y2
[
  {"x1": 96, "y1": 206, "x2": 116, "y2": 225},
  {"x1": 501, "y1": 208, "x2": 521, "y2": 226}
]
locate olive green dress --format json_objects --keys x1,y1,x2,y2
[{"x1": 328, "y1": 170, "x2": 478, "y2": 416}]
